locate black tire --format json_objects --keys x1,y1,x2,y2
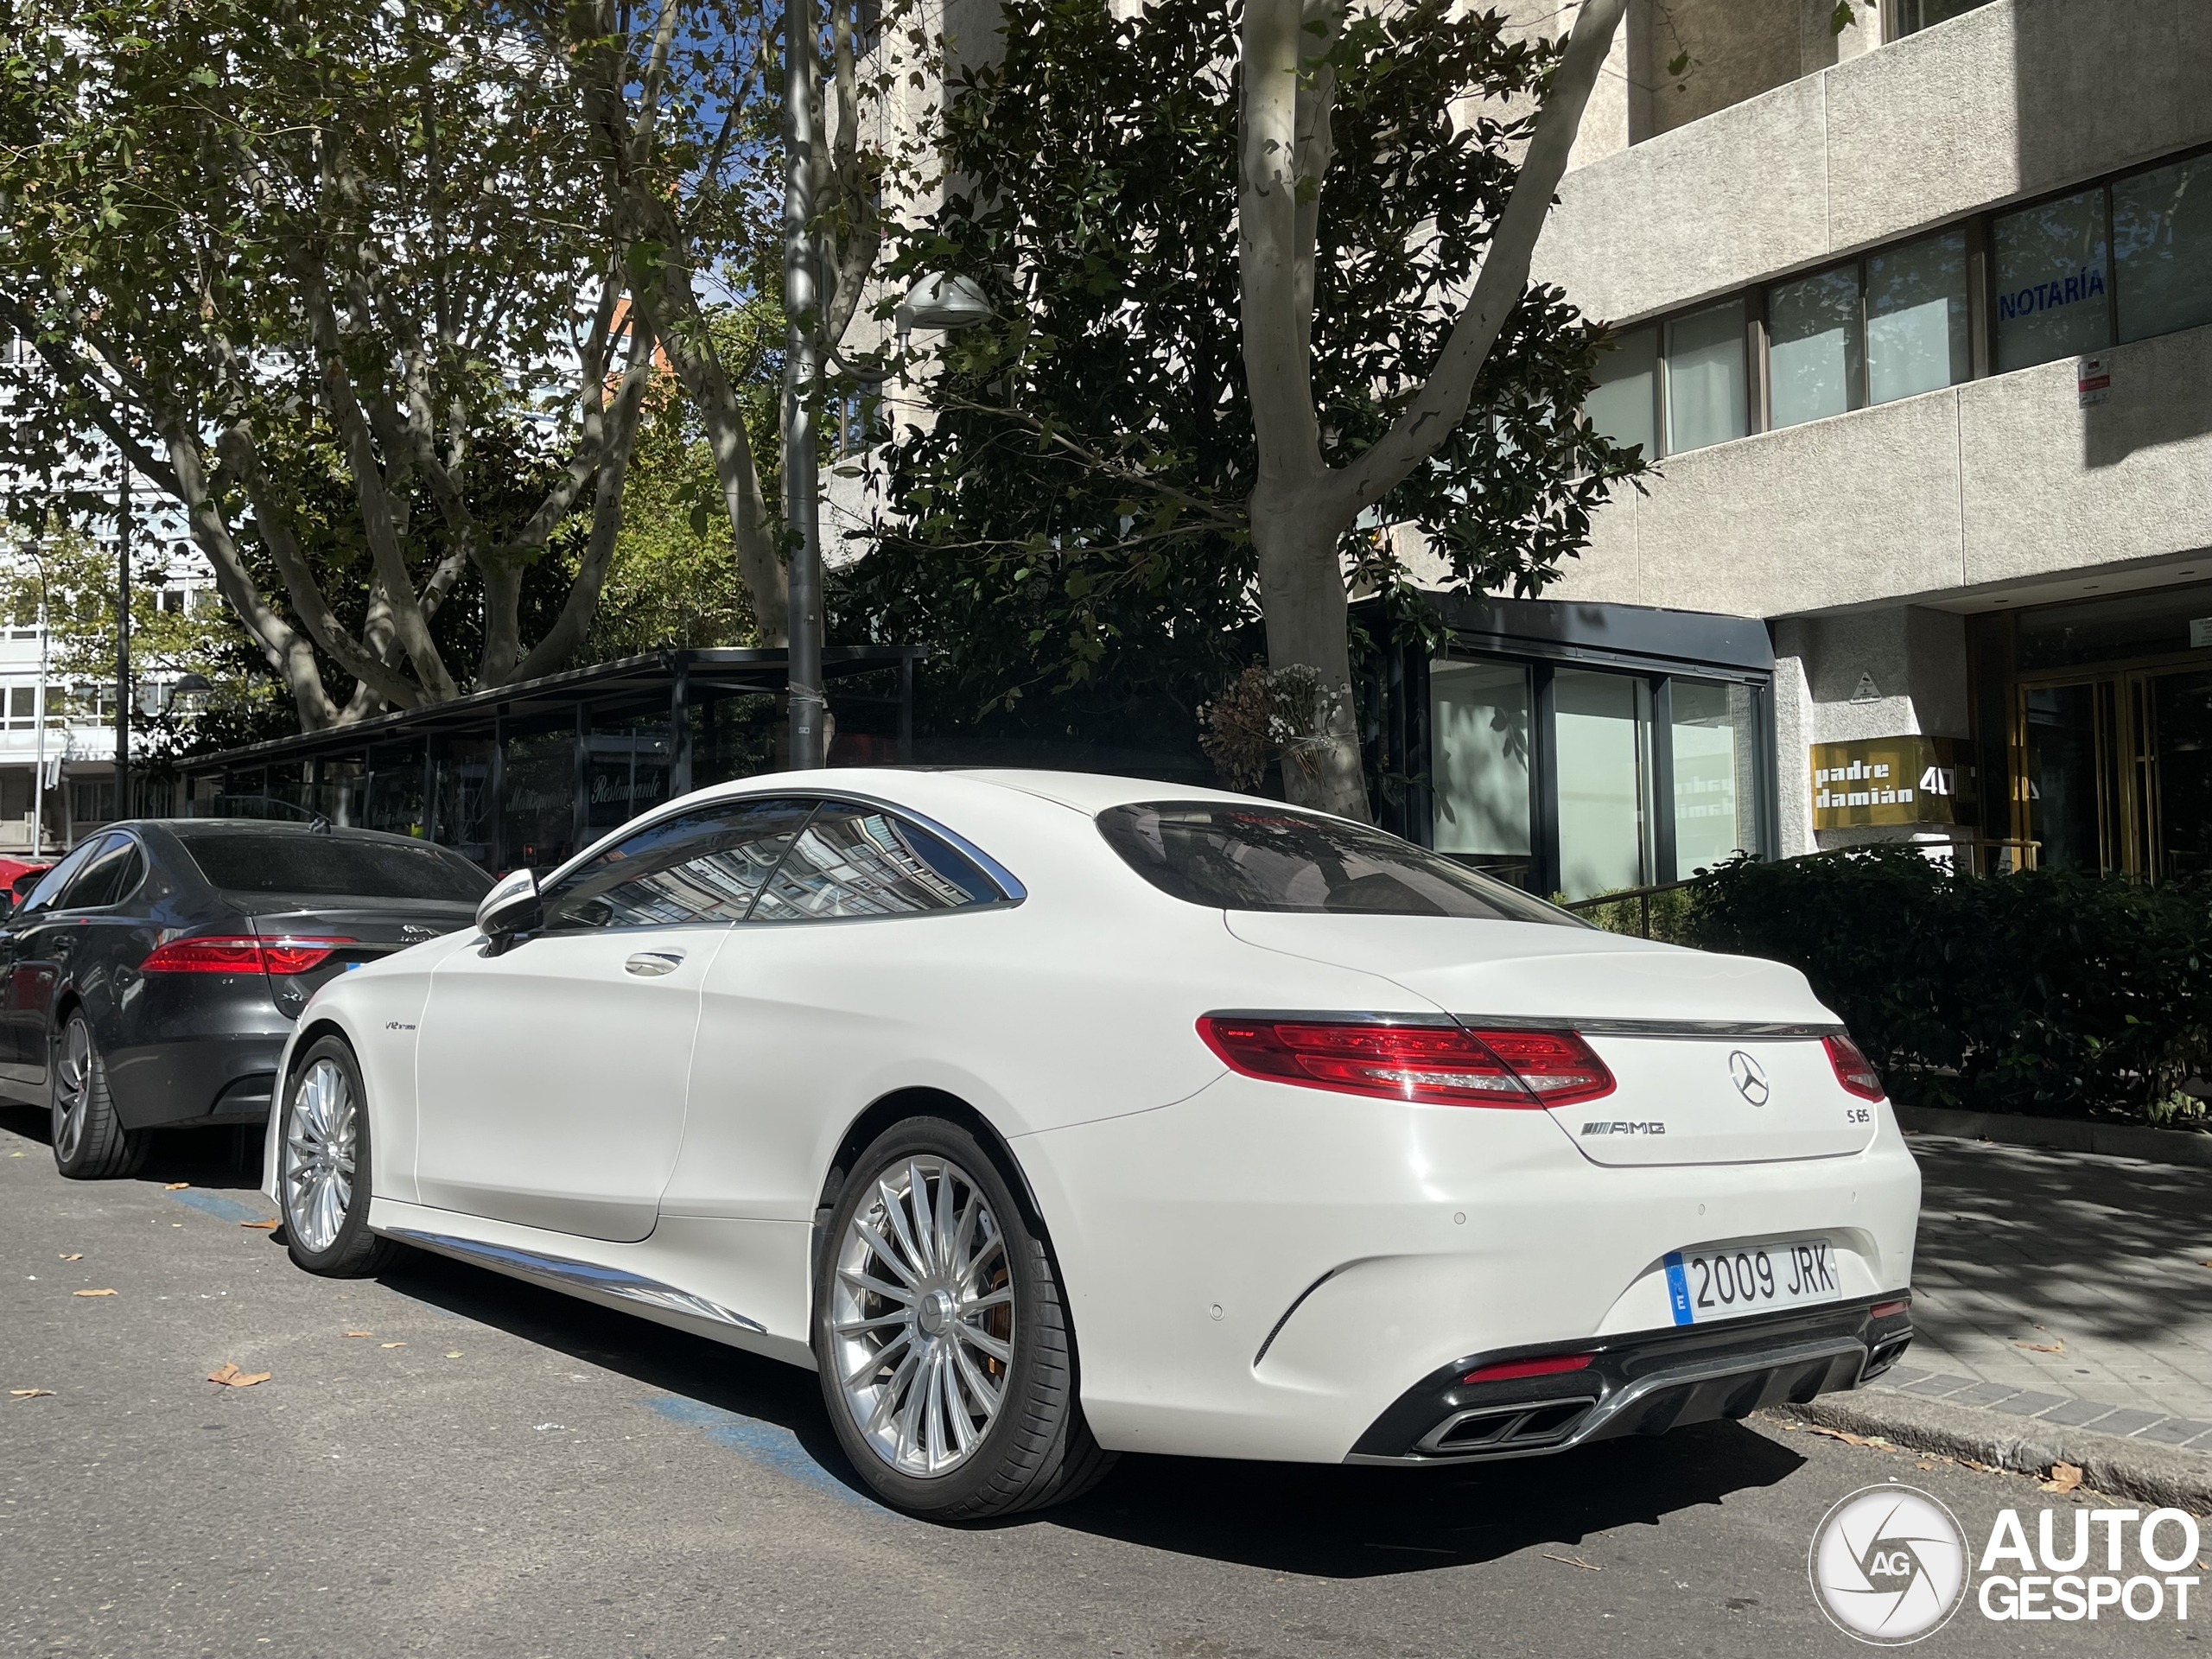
[
  {"x1": 50, "y1": 1009, "x2": 148, "y2": 1180},
  {"x1": 813, "y1": 1116, "x2": 1116, "y2": 1520},
  {"x1": 279, "y1": 1036, "x2": 397, "y2": 1277}
]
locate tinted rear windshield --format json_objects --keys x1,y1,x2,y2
[
  {"x1": 1096, "y1": 803, "x2": 1583, "y2": 925},
  {"x1": 175, "y1": 830, "x2": 493, "y2": 902}
]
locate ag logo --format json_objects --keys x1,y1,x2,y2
[
  {"x1": 1808, "y1": 1484, "x2": 1968, "y2": 1645},
  {"x1": 1727, "y1": 1049, "x2": 1770, "y2": 1106}
]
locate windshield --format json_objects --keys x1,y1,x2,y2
[
  {"x1": 175, "y1": 830, "x2": 493, "y2": 903},
  {"x1": 1096, "y1": 802, "x2": 1584, "y2": 925}
]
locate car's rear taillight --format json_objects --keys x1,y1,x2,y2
[
  {"x1": 1195, "y1": 1017, "x2": 1615, "y2": 1109},
  {"x1": 1823, "y1": 1034, "x2": 1885, "y2": 1102},
  {"x1": 141, "y1": 935, "x2": 355, "y2": 976}
]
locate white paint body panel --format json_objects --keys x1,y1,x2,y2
[
  {"x1": 416, "y1": 925, "x2": 733, "y2": 1241},
  {"x1": 264, "y1": 767, "x2": 1923, "y2": 1466}
]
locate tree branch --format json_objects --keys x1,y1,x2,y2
[
  {"x1": 509, "y1": 308, "x2": 658, "y2": 682},
  {"x1": 1331, "y1": 0, "x2": 1628, "y2": 517}
]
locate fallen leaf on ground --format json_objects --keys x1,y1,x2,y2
[
  {"x1": 2042, "y1": 1462, "x2": 2084, "y2": 1493},
  {"x1": 238, "y1": 1219, "x2": 279, "y2": 1230},
  {"x1": 72, "y1": 1288, "x2": 116, "y2": 1298},
  {"x1": 207, "y1": 1363, "x2": 270, "y2": 1388},
  {"x1": 1541, "y1": 1552, "x2": 1601, "y2": 1572},
  {"x1": 9, "y1": 1149, "x2": 22, "y2": 1157},
  {"x1": 10, "y1": 1389, "x2": 56, "y2": 1398},
  {"x1": 1961, "y1": 1458, "x2": 2000, "y2": 1473},
  {"x1": 380, "y1": 1342, "x2": 405, "y2": 1349},
  {"x1": 1916, "y1": 1460, "x2": 1936, "y2": 1470},
  {"x1": 341, "y1": 1331, "x2": 372, "y2": 1338},
  {"x1": 443, "y1": 1351, "x2": 463, "y2": 1359},
  {"x1": 163, "y1": 1182, "x2": 188, "y2": 1191},
  {"x1": 58, "y1": 1253, "x2": 81, "y2": 1261},
  {"x1": 1804, "y1": 1425, "x2": 1886, "y2": 1447},
  {"x1": 2016, "y1": 1338, "x2": 2065, "y2": 1354}
]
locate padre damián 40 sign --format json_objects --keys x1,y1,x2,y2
[{"x1": 1810, "y1": 737, "x2": 1972, "y2": 830}]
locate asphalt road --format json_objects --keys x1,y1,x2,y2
[{"x1": 3, "y1": 1103, "x2": 2202, "y2": 1659}]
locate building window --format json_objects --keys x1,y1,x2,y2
[
  {"x1": 1586, "y1": 326, "x2": 1659, "y2": 459},
  {"x1": 1865, "y1": 229, "x2": 1972, "y2": 404},
  {"x1": 1890, "y1": 0, "x2": 1994, "y2": 39},
  {"x1": 1554, "y1": 668, "x2": 1655, "y2": 898},
  {"x1": 1586, "y1": 144, "x2": 2212, "y2": 455},
  {"x1": 73, "y1": 780, "x2": 116, "y2": 825},
  {"x1": 1769, "y1": 266, "x2": 1863, "y2": 429},
  {"x1": 2113, "y1": 153, "x2": 2212, "y2": 345},
  {"x1": 1670, "y1": 679, "x2": 1761, "y2": 872},
  {"x1": 1663, "y1": 300, "x2": 1747, "y2": 454},
  {"x1": 1993, "y1": 186, "x2": 2110, "y2": 372},
  {"x1": 1429, "y1": 659, "x2": 1533, "y2": 888},
  {"x1": 6, "y1": 686, "x2": 35, "y2": 730}
]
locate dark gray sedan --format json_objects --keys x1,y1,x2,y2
[{"x1": 0, "y1": 821, "x2": 491, "y2": 1177}]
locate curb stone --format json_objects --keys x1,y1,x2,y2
[{"x1": 1770, "y1": 1390, "x2": 2212, "y2": 1515}]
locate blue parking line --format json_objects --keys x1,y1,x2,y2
[
  {"x1": 168, "y1": 1188, "x2": 269, "y2": 1225},
  {"x1": 645, "y1": 1395, "x2": 890, "y2": 1515}
]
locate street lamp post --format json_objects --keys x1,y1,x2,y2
[
  {"x1": 116, "y1": 457, "x2": 131, "y2": 821},
  {"x1": 783, "y1": 0, "x2": 824, "y2": 771}
]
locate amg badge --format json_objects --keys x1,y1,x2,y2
[{"x1": 1581, "y1": 1120, "x2": 1666, "y2": 1136}]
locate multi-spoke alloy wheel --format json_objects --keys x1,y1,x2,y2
[
  {"x1": 49, "y1": 1011, "x2": 145, "y2": 1179},
  {"x1": 52, "y1": 1017, "x2": 92, "y2": 1164},
  {"x1": 283, "y1": 1058, "x2": 357, "y2": 1255},
  {"x1": 279, "y1": 1037, "x2": 395, "y2": 1277},
  {"x1": 831, "y1": 1154, "x2": 1015, "y2": 1478},
  {"x1": 814, "y1": 1117, "x2": 1116, "y2": 1519}
]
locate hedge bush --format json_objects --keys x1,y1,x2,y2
[{"x1": 1611, "y1": 846, "x2": 2212, "y2": 1126}]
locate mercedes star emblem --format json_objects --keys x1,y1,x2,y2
[{"x1": 1728, "y1": 1049, "x2": 1770, "y2": 1107}]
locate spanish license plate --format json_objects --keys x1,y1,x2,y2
[{"x1": 1664, "y1": 1236, "x2": 1841, "y2": 1325}]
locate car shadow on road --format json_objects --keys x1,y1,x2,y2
[
  {"x1": 1037, "y1": 1421, "x2": 1806, "y2": 1577},
  {"x1": 374, "y1": 1236, "x2": 1808, "y2": 1575},
  {"x1": 0, "y1": 1102, "x2": 264, "y2": 1191}
]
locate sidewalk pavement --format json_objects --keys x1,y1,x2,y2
[
  {"x1": 1785, "y1": 1131, "x2": 2212, "y2": 1504},
  {"x1": 1886, "y1": 1132, "x2": 2212, "y2": 1435}
]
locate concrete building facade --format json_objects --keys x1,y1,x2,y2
[{"x1": 1497, "y1": 0, "x2": 2212, "y2": 887}]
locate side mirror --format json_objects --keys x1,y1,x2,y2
[{"x1": 476, "y1": 869, "x2": 541, "y2": 950}]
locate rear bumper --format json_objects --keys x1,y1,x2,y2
[
  {"x1": 107, "y1": 1033, "x2": 286, "y2": 1128},
  {"x1": 1346, "y1": 1295, "x2": 1914, "y2": 1464},
  {"x1": 1018, "y1": 1071, "x2": 1923, "y2": 1465}
]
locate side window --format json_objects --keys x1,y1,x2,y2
[
  {"x1": 19, "y1": 837, "x2": 111, "y2": 918},
  {"x1": 749, "y1": 804, "x2": 1004, "y2": 922},
  {"x1": 538, "y1": 797, "x2": 816, "y2": 932},
  {"x1": 62, "y1": 836, "x2": 144, "y2": 911}
]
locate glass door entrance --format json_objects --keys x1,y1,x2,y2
[
  {"x1": 2137, "y1": 669, "x2": 2212, "y2": 879},
  {"x1": 2018, "y1": 666, "x2": 2212, "y2": 880}
]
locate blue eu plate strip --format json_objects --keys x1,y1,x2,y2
[{"x1": 1663, "y1": 1251, "x2": 1694, "y2": 1326}]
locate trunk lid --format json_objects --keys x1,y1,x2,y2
[
  {"x1": 238, "y1": 897, "x2": 478, "y2": 1008},
  {"x1": 1224, "y1": 912, "x2": 1878, "y2": 1165}
]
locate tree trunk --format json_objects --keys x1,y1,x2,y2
[
  {"x1": 1239, "y1": 0, "x2": 1628, "y2": 823},
  {"x1": 1251, "y1": 499, "x2": 1369, "y2": 818}
]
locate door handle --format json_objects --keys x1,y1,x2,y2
[{"x1": 624, "y1": 950, "x2": 684, "y2": 977}]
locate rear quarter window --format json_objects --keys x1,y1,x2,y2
[
  {"x1": 175, "y1": 832, "x2": 493, "y2": 902},
  {"x1": 1096, "y1": 802, "x2": 1584, "y2": 925}
]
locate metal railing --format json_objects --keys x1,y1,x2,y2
[{"x1": 1560, "y1": 836, "x2": 2044, "y2": 939}]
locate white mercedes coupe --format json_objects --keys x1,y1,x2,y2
[{"x1": 264, "y1": 768, "x2": 1921, "y2": 1519}]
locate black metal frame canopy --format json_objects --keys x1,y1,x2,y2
[{"x1": 180, "y1": 646, "x2": 922, "y2": 874}]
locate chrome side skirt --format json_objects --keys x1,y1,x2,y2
[{"x1": 386, "y1": 1228, "x2": 767, "y2": 1333}]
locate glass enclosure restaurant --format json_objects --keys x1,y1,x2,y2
[
  {"x1": 1369, "y1": 593, "x2": 1777, "y2": 901},
  {"x1": 179, "y1": 647, "x2": 920, "y2": 877}
]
